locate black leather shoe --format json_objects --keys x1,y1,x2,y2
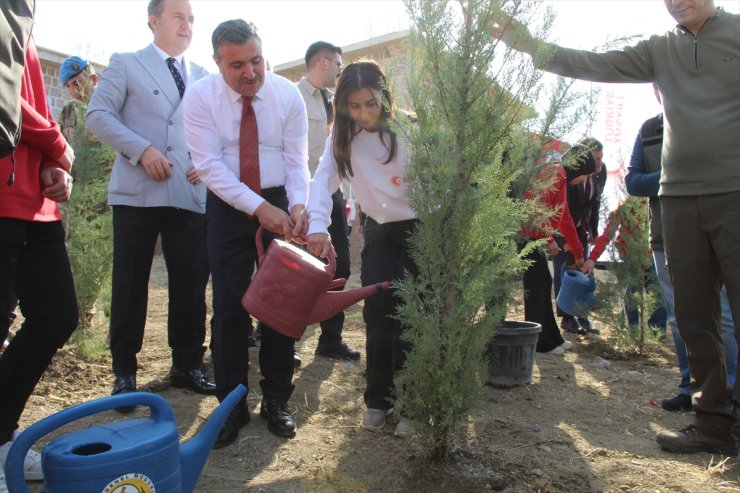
[
  {"x1": 294, "y1": 351, "x2": 302, "y2": 369},
  {"x1": 260, "y1": 398, "x2": 296, "y2": 438},
  {"x1": 661, "y1": 393, "x2": 692, "y2": 412},
  {"x1": 213, "y1": 403, "x2": 251, "y2": 449},
  {"x1": 112, "y1": 375, "x2": 137, "y2": 413},
  {"x1": 561, "y1": 317, "x2": 587, "y2": 336},
  {"x1": 170, "y1": 367, "x2": 217, "y2": 395},
  {"x1": 315, "y1": 341, "x2": 361, "y2": 361},
  {"x1": 577, "y1": 317, "x2": 600, "y2": 334}
]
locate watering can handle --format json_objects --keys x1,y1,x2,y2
[
  {"x1": 255, "y1": 226, "x2": 337, "y2": 276},
  {"x1": 4, "y1": 392, "x2": 175, "y2": 493}
]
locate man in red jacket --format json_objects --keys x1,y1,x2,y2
[{"x1": 0, "y1": 40, "x2": 78, "y2": 490}]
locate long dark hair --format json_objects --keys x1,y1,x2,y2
[{"x1": 332, "y1": 59, "x2": 397, "y2": 179}]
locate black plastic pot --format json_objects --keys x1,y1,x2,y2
[{"x1": 486, "y1": 320, "x2": 541, "y2": 388}]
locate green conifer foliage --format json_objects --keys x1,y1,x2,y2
[
  {"x1": 592, "y1": 196, "x2": 664, "y2": 353},
  {"x1": 394, "y1": 0, "x2": 563, "y2": 460},
  {"x1": 64, "y1": 103, "x2": 113, "y2": 352}
]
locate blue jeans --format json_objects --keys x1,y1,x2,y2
[
  {"x1": 625, "y1": 263, "x2": 667, "y2": 333},
  {"x1": 653, "y1": 249, "x2": 736, "y2": 395}
]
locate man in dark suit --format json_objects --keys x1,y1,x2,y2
[
  {"x1": 553, "y1": 138, "x2": 606, "y2": 335},
  {"x1": 87, "y1": 0, "x2": 214, "y2": 403}
]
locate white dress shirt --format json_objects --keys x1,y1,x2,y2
[
  {"x1": 308, "y1": 129, "x2": 415, "y2": 235},
  {"x1": 183, "y1": 71, "x2": 309, "y2": 215}
]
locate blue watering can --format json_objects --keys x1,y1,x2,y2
[
  {"x1": 556, "y1": 267, "x2": 597, "y2": 317},
  {"x1": 4, "y1": 385, "x2": 247, "y2": 493}
]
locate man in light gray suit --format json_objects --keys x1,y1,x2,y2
[{"x1": 87, "y1": 0, "x2": 214, "y2": 405}]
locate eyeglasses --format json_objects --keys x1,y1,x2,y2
[{"x1": 323, "y1": 57, "x2": 342, "y2": 71}]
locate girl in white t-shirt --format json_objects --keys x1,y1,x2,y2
[{"x1": 307, "y1": 60, "x2": 417, "y2": 433}]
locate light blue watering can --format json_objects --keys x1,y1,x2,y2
[
  {"x1": 4, "y1": 385, "x2": 246, "y2": 493},
  {"x1": 556, "y1": 267, "x2": 597, "y2": 317}
]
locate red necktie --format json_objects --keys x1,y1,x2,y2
[{"x1": 239, "y1": 96, "x2": 261, "y2": 195}]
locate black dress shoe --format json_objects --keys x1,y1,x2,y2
[
  {"x1": 577, "y1": 317, "x2": 600, "y2": 334},
  {"x1": 112, "y1": 375, "x2": 137, "y2": 413},
  {"x1": 315, "y1": 341, "x2": 361, "y2": 361},
  {"x1": 260, "y1": 398, "x2": 296, "y2": 438},
  {"x1": 213, "y1": 403, "x2": 251, "y2": 449},
  {"x1": 294, "y1": 351, "x2": 302, "y2": 369},
  {"x1": 561, "y1": 316, "x2": 587, "y2": 336},
  {"x1": 169, "y1": 367, "x2": 217, "y2": 395},
  {"x1": 661, "y1": 393, "x2": 692, "y2": 412}
]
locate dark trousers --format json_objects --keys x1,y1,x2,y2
[
  {"x1": 207, "y1": 191, "x2": 295, "y2": 403},
  {"x1": 661, "y1": 192, "x2": 740, "y2": 441},
  {"x1": 0, "y1": 219, "x2": 77, "y2": 440},
  {"x1": 361, "y1": 217, "x2": 417, "y2": 410},
  {"x1": 109, "y1": 206, "x2": 208, "y2": 376},
  {"x1": 319, "y1": 190, "x2": 351, "y2": 345},
  {"x1": 522, "y1": 244, "x2": 564, "y2": 353},
  {"x1": 553, "y1": 229, "x2": 589, "y2": 318}
]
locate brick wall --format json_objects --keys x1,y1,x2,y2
[{"x1": 41, "y1": 63, "x2": 75, "y2": 120}]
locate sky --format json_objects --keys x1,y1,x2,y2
[{"x1": 31, "y1": 0, "x2": 739, "y2": 207}]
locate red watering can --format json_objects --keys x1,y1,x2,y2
[{"x1": 241, "y1": 227, "x2": 389, "y2": 338}]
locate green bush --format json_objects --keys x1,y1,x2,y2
[
  {"x1": 395, "y1": 0, "x2": 592, "y2": 461},
  {"x1": 592, "y1": 196, "x2": 664, "y2": 353},
  {"x1": 63, "y1": 103, "x2": 114, "y2": 357}
]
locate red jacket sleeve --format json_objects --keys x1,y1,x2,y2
[
  {"x1": 18, "y1": 40, "x2": 68, "y2": 163},
  {"x1": 551, "y1": 167, "x2": 584, "y2": 260},
  {"x1": 589, "y1": 211, "x2": 620, "y2": 261},
  {"x1": 20, "y1": 100, "x2": 67, "y2": 163}
]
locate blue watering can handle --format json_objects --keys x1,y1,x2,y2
[{"x1": 4, "y1": 392, "x2": 175, "y2": 493}]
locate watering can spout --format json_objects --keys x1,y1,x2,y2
[
  {"x1": 306, "y1": 282, "x2": 390, "y2": 326},
  {"x1": 180, "y1": 385, "x2": 247, "y2": 492}
]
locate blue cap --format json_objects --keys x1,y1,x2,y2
[{"x1": 60, "y1": 56, "x2": 89, "y2": 87}]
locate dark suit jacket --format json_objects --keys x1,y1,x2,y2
[
  {"x1": 566, "y1": 164, "x2": 606, "y2": 242},
  {"x1": 587, "y1": 166, "x2": 607, "y2": 239}
]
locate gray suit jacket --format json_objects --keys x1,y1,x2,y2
[{"x1": 87, "y1": 44, "x2": 208, "y2": 213}]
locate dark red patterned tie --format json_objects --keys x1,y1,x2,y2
[{"x1": 239, "y1": 96, "x2": 261, "y2": 196}]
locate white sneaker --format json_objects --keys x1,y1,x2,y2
[
  {"x1": 560, "y1": 340, "x2": 574, "y2": 350},
  {"x1": 394, "y1": 418, "x2": 417, "y2": 438},
  {"x1": 545, "y1": 345, "x2": 565, "y2": 354},
  {"x1": 361, "y1": 408, "x2": 393, "y2": 430},
  {"x1": 0, "y1": 430, "x2": 44, "y2": 484}
]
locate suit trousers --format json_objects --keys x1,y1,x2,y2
[
  {"x1": 206, "y1": 191, "x2": 295, "y2": 403},
  {"x1": 522, "y1": 244, "x2": 564, "y2": 353},
  {"x1": 661, "y1": 192, "x2": 740, "y2": 441},
  {"x1": 0, "y1": 219, "x2": 77, "y2": 439},
  {"x1": 318, "y1": 189, "x2": 351, "y2": 345},
  {"x1": 109, "y1": 205, "x2": 208, "y2": 376},
  {"x1": 361, "y1": 217, "x2": 417, "y2": 410}
]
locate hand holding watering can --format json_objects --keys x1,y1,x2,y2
[{"x1": 241, "y1": 227, "x2": 389, "y2": 339}]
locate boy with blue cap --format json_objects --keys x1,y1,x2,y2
[{"x1": 59, "y1": 56, "x2": 98, "y2": 143}]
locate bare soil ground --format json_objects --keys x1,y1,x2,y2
[{"x1": 16, "y1": 231, "x2": 740, "y2": 492}]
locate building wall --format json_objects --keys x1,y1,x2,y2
[
  {"x1": 41, "y1": 61, "x2": 75, "y2": 119},
  {"x1": 274, "y1": 31, "x2": 411, "y2": 106}
]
